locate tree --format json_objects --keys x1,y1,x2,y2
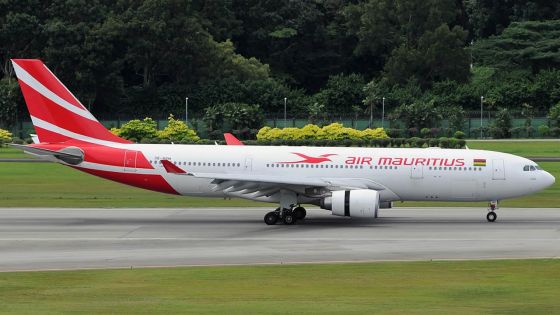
[
  {"x1": 466, "y1": 0, "x2": 560, "y2": 39},
  {"x1": 472, "y1": 20, "x2": 560, "y2": 73},
  {"x1": 203, "y1": 102, "x2": 264, "y2": 135},
  {"x1": 0, "y1": 79, "x2": 20, "y2": 129},
  {"x1": 492, "y1": 108, "x2": 512, "y2": 138},
  {"x1": 392, "y1": 99, "x2": 443, "y2": 130},
  {"x1": 314, "y1": 73, "x2": 366, "y2": 114}
]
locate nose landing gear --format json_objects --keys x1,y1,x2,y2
[
  {"x1": 264, "y1": 205, "x2": 306, "y2": 225},
  {"x1": 486, "y1": 201, "x2": 498, "y2": 222}
]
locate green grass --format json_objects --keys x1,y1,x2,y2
[
  {"x1": 466, "y1": 140, "x2": 560, "y2": 157},
  {"x1": 0, "y1": 162, "x2": 265, "y2": 207},
  {"x1": 0, "y1": 147, "x2": 33, "y2": 159},
  {"x1": 0, "y1": 161, "x2": 558, "y2": 208},
  {"x1": 0, "y1": 259, "x2": 559, "y2": 314}
]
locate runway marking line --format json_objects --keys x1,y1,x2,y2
[
  {"x1": 0, "y1": 238, "x2": 559, "y2": 241},
  {"x1": 0, "y1": 256, "x2": 558, "y2": 273}
]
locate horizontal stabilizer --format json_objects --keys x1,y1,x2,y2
[{"x1": 10, "y1": 144, "x2": 84, "y2": 165}]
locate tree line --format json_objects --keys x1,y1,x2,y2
[{"x1": 1, "y1": 0, "x2": 560, "y2": 134}]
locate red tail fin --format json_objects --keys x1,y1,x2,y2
[{"x1": 11, "y1": 59, "x2": 129, "y2": 144}]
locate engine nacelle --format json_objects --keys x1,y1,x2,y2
[{"x1": 321, "y1": 189, "x2": 380, "y2": 218}]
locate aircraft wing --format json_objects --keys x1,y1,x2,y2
[{"x1": 160, "y1": 160, "x2": 384, "y2": 198}]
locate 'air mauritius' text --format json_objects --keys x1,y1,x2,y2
[{"x1": 345, "y1": 156, "x2": 465, "y2": 167}]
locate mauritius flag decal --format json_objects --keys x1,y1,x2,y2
[{"x1": 474, "y1": 158, "x2": 487, "y2": 167}]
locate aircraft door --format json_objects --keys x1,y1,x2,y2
[
  {"x1": 244, "y1": 157, "x2": 253, "y2": 172},
  {"x1": 410, "y1": 165, "x2": 423, "y2": 179},
  {"x1": 492, "y1": 159, "x2": 505, "y2": 180},
  {"x1": 124, "y1": 150, "x2": 138, "y2": 172}
]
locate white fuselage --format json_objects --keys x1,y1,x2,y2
[{"x1": 119, "y1": 144, "x2": 554, "y2": 204}]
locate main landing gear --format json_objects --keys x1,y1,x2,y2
[
  {"x1": 486, "y1": 201, "x2": 498, "y2": 222},
  {"x1": 264, "y1": 205, "x2": 307, "y2": 225}
]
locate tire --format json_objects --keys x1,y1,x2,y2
[
  {"x1": 486, "y1": 212, "x2": 497, "y2": 222},
  {"x1": 293, "y1": 207, "x2": 307, "y2": 220},
  {"x1": 264, "y1": 212, "x2": 278, "y2": 225},
  {"x1": 283, "y1": 214, "x2": 296, "y2": 225}
]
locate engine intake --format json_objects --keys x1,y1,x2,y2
[{"x1": 321, "y1": 189, "x2": 380, "y2": 218}]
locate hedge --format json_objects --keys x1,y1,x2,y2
[{"x1": 136, "y1": 137, "x2": 466, "y2": 148}]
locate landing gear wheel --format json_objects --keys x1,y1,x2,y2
[
  {"x1": 264, "y1": 212, "x2": 279, "y2": 225},
  {"x1": 486, "y1": 211, "x2": 497, "y2": 222},
  {"x1": 293, "y1": 207, "x2": 307, "y2": 220},
  {"x1": 283, "y1": 213, "x2": 296, "y2": 225}
]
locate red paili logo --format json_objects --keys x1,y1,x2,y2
[{"x1": 277, "y1": 152, "x2": 337, "y2": 164}]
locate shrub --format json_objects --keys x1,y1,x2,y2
[
  {"x1": 550, "y1": 127, "x2": 560, "y2": 138},
  {"x1": 454, "y1": 131, "x2": 465, "y2": 139},
  {"x1": 430, "y1": 128, "x2": 441, "y2": 138},
  {"x1": 428, "y1": 138, "x2": 439, "y2": 147},
  {"x1": 439, "y1": 137, "x2": 450, "y2": 148},
  {"x1": 157, "y1": 115, "x2": 200, "y2": 142},
  {"x1": 449, "y1": 138, "x2": 458, "y2": 148},
  {"x1": 256, "y1": 123, "x2": 388, "y2": 141},
  {"x1": 509, "y1": 127, "x2": 524, "y2": 138},
  {"x1": 407, "y1": 127, "x2": 419, "y2": 137},
  {"x1": 525, "y1": 126, "x2": 535, "y2": 138},
  {"x1": 538, "y1": 125, "x2": 550, "y2": 137},
  {"x1": 0, "y1": 128, "x2": 13, "y2": 146},
  {"x1": 408, "y1": 137, "x2": 421, "y2": 147},
  {"x1": 111, "y1": 118, "x2": 158, "y2": 141},
  {"x1": 204, "y1": 102, "x2": 264, "y2": 136},
  {"x1": 457, "y1": 139, "x2": 466, "y2": 148},
  {"x1": 420, "y1": 128, "x2": 431, "y2": 138},
  {"x1": 416, "y1": 138, "x2": 426, "y2": 147},
  {"x1": 386, "y1": 128, "x2": 403, "y2": 138}
]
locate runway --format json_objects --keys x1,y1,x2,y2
[{"x1": 0, "y1": 207, "x2": 559, "y2": 271}]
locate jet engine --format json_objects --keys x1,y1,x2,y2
[{"x1": 321, "y1": 189, "x2": 380, "y2": 218}]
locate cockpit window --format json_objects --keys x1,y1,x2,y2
[{"x1": 524, "y1": 165, "x2": 542, "y2": 171}]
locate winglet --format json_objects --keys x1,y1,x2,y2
[
  {"x1": 224, "y1": 133, "x2": 244, "y2": 145},
  {"x1": 161, "y1": 159, "x2": 187, "y2": 174}
]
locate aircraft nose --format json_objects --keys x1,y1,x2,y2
[{"x1": 543, "y1": 171, "x2": 555, "y2": 188}]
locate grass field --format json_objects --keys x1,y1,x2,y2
[
  {"x1": 0, "y1": 161, "x2": 558, "y2": 208},
  {"x1": 466, "y1": 140, "x2": 560, "y2": 157},
  {"x1": 0, "y1": 259, "x2": 558, "y2": 314},
  {"x1": 0, "y1": 147, "x2": 33, "y2": 159},
  {"x1": 0, "y1": 162, "x2": 263, "y2": 208}
]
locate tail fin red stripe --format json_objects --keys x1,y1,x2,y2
[
  {"x1": 12, "y1": 59, "x2": 85, "y2": 110},
  {"x1": 11, "y1": 59, "x2": 130, "y2": 145},
  {"x1": 18, "y1": 80, "x2": 128, "y2": 143}
]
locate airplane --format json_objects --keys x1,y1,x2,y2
[{"x1": 9, "y1": 59, "x2": 555, "y2": 225}]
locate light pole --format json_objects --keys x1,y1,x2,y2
[
  {"x1": 480, "y1": 96, "x2": 484, "y2": 139},
  {"x1": 284, "y1": 97, "x2": 287, "y2": 128},
  {"x1": 185, "y1": 97, "x2": 189, "y2": 126},
  {"x1": 381, "y1": 97, "x2": 385, "y2": 129}
]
